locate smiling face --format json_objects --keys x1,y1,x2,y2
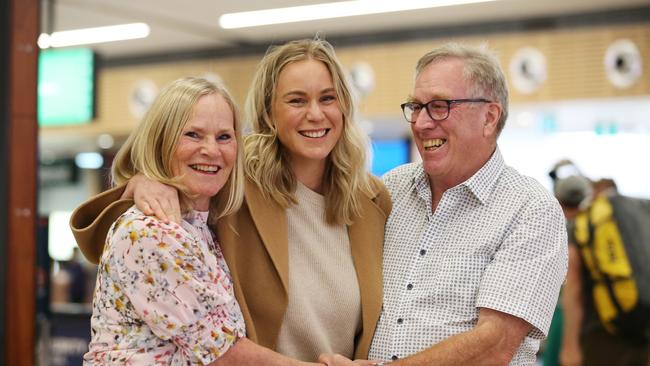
[
  {"x1": 171, "y1": 93, "x2": 237, "y2": 211},
  {"x1": 411, "y1": 58, "x2": 500, "y2": 190},
  {"x1": 271, "y1": 59, "x2": 343, "y2": 177}
]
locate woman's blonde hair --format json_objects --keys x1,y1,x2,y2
[
  {"x1": 112, "y1": 77, "x2": 244, "y2": 222},
  {"x1": 244, "y1": 38, "x2": 372, "y2": 225}
]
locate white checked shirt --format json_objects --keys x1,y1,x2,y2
[{"x1": 369, "y1": 148, "x2": 568, "y2": 366}]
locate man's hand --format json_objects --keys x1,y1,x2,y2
[
  {"x1": 317, "y1": 354, "x2": 377, "y2": 366},
  {"x1": 123, "y1": 174, "x2": 181, "y2": 223}
]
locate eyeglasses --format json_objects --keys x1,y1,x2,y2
[{"x1": 400, "y1": 98, "x2": 492, "y2": 123}]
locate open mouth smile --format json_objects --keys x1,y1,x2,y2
[
  {"x1": 189, "y1": 164, "x2": 220, "y2": 174},
  {"x1": 299, "y1": 128, "x2": 330, "y2": 138},
  {"x1": 423, "y1": 138, "x2": 446, "y2": 151}
]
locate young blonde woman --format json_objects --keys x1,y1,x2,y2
[{"x1": 71, "y1": 40, "x2": 391, "y2": 364}]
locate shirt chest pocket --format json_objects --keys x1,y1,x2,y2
[{"x1": 432, "y1": 254, "x2": 491, "y2": 311}]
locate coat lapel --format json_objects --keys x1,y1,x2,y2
[
  {"x1": 348, "y1": 187, "x2": 387, "y2": 357},
  {"x1": 244, "y1": 181, "x2": 290, "y2": 294}
]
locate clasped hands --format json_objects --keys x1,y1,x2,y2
[{"x1": 317, "y1": 353, "x2": 383, "y2": 366}]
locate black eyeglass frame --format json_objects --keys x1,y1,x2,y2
[{"x1": 400, "y1": 98, "x2": 492, "y2": 123}]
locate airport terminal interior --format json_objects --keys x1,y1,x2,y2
[{"x1": 2, "y1": 0, "x2": 650, "y2": 365}]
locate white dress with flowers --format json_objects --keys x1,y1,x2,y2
[{"x1": 84, "y1": 206, "x2": 245, "y2": 365}]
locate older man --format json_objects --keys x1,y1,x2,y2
[{"x1": 322, "y1": 43, "x2": 567, "y2": 366}]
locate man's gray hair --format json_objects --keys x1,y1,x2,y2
[{"x1": 416, "y1": 43, "x2": 509, "y2": 135}]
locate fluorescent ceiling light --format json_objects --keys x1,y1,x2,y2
[
  {"x1": 219, "y1": 0, "x2": 497, "y2": 29},
  {"x1": 38, "y1": 22, "x2": 150, "y2": 49}
]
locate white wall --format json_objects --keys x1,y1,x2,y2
[{"x1": 500, "y1": 96, "x2": 650, "y2": 198}]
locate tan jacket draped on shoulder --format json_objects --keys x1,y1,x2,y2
[{"x1": 70, "y1": 176, "x2": 392, "y2": 359}]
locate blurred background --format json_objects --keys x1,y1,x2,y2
[{"x1": 4, "y1": 0, "x2": 650, "y2": 365}]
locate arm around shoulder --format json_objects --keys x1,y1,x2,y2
[{"x1": 70, "y1": 185, "x2": 131, "y2": 264}]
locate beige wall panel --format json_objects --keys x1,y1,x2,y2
[
  {"x1": 337, "y1": 36, "x2": 492, "y2": 118},
  {"x1": 337, "y1": 44, "x2": 421, "y2": 117},
  {"x1": 42, "y1": 56, "x2": 261, "y2": 140},
  {"x1": 337, "y1": 24, "x2": 649, "y2": 119},
  {"x1": 498, "y1": 25, "x2": 650, "y2": 101},
  {"x1": 42, "y1": 22, "x2": 650, "y2": 139}
]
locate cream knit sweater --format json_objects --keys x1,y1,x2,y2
[{"x1": 275, "y1": 182, "x2": 362, "y2": 361}]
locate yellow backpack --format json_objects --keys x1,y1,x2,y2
[{"x1": 574, "y1": 193, "x2": 650, "y2": 342}]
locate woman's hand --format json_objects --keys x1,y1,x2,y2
[
  {"x1": 123, "y1": 173, "x2": 181, "y2": 223},
  {"x1": 318, "y1": 354, "x2": 378, "y2": 366}
]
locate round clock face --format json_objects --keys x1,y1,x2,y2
[
  {"x1": 509, "y1": 47, "x2": 547, "y2": 95},
  {"x1": 129, "y1": 79, "x2": 158, "y2": 118},
  {"x1": 202, "y1": 72, "x2": 224, "y2": 86},
  {"x1": 604, "y1": 39, "x2": 642, "y2": 89},
  {"x1": 349, "y1": 62, "x2": 375, "y2": 99}
]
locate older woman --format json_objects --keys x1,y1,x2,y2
[
  {"x1": 82, "y1": 77, "x2": 324, "y2": 366},
  {"x1": 71, "y1": 39, "x2": 390, "y2": 363}
]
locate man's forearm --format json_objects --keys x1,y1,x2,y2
[
  {"x1": 389, "y1": 308, "x2": 531, "y2": 366},
  {"x1": 390, "y1": 322, "x2": 516, "y2": 366}
]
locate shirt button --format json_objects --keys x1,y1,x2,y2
[
  {"x1": 406, "y1": 283, "x2": 413, "y2": 290},
  {"x1": 419, "y1": 249, "x2": 427, "y2": 256},
  {"x1": 392, "y1": 355, "x2": 399, "y2": 361},
  {"x1": 397, "y1": 318, "x2": 404, "y2": 324}
]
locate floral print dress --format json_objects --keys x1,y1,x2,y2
[{"x1": 84, "y1": 206, "x2": 246, "y2": 365}]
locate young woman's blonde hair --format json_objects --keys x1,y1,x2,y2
[
  {"x1": 112, "y1": 77, "x2": 244, "y2": 222},
  {"x1": 244, "y1": 38, "x2": 372, "y2": 225}
]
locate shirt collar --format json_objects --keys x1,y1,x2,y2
[
  {"x1": 411, "y1": 146, "x2": 505, "y2": 205},
  {"x1": 461, "y1": 147, "x2": 504, "y2": 204}
]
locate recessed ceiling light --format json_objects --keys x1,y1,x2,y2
[
  {"x1": 38, "y1": 23, "x2": 150, "y2": 49},
  {"x1": 219, "y1": 0, "x2": 497, "y2": 29}
]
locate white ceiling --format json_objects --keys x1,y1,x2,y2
[{"x1": 45, "y1": 0, "x2": 650, "y2": 59}]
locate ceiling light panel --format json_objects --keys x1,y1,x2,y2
[{"x1": 219, "y1": 0, "x2": 498, "y2": 29}]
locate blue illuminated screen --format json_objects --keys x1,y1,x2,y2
[{"x1": 371, "y1": 139, "x2": 411, "y2": 177}]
